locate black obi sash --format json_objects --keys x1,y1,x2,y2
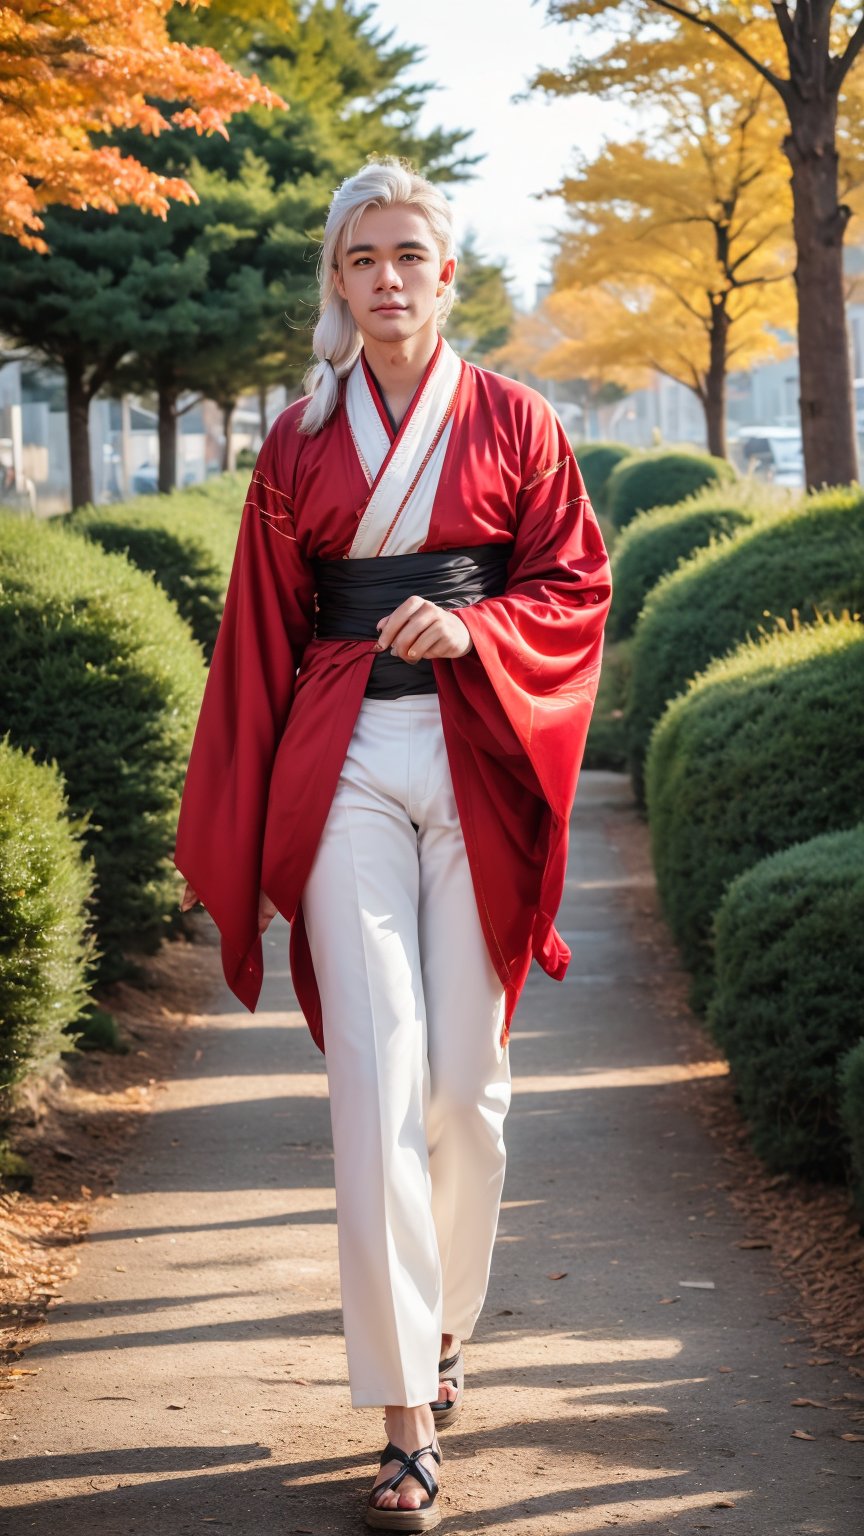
[{"x1": 313, "y1": 544, "x2": 512, "y2": 699}]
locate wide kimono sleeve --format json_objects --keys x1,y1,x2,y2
[
  {"x1": 437, "y1": 395, "x2": 612, "y2": 986},
  {"x1": 173, "y1": 421, "x2": 315, "y2": 1010}
]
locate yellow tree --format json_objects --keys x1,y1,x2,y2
[
  {"x1": 539, "y1": 85, "x2": 796, "y2": 455},
  {"x1": 538, "y1": 1, "x2": 864, "y2": 488},
  {"x1": 0, "y1": 0, "x2": 287, "y2": 252}
]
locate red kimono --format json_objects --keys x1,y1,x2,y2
[{"x1": 174, "y1": 353, "x2": 612, "y2": 1052}]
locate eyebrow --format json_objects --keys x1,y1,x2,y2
[{"x1": 345, "y1": 239, "x2": 430, "y2": 255}]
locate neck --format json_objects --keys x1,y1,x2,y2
[{"x1": 359, "y1": 315, "x2": 441, "y2": 398}]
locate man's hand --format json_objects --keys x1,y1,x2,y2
[
  {"x1": 376, "y1": 597, "x2": 473, "y2": 662},
  {"x1": 180, "y1": 881, "x2": 277, "y2": 936},
  {"x1": 258, "y1": 890, "x2": 278, "y2": 934}
]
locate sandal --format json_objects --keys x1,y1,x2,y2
[
  {"x1": 365, "y1": 1436, "x2": 443, "y2": 1530},
  {"x1": 430, "y1": 1346, "x2": 464, "y2": 1430}
]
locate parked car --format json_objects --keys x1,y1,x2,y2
[
  {"x1": 131, "y1": 463, "x2": 159, "y2": 496},
  {"x1": 730, "y1": 427, "x2": 804, "y2": 488}
]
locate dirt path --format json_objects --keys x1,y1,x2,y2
[{"x1": 2, "y1": 771, "x2": 862, "y2": 1534}]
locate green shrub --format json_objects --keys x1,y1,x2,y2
[
  {"x1": 0, "y1": 516, "x2": 205, "y2": 978},
  {"x1": 574, "y1": 442, "x2": 633, "y2": 516},
  {"x1": 609, "y1": 481, "x2": 785, "y2": 641},
  {"x1": 840, "y1": 1039, "x2": 864, "y2": 1220},
  {"x1": 234, "y1": 447, "x2": 257, "y2": 471},
  {"x1": 70, "y1": 1004, "x2": 128, "y2": 1054},
  {"x1": 69, "y1": 480, "x2": 241, "y2": 659},
  {"x1": 646, "y1": 615, "x2": 864, "y2": 1009},
  {"x1": 582, "y1": 638, "x2": 631, "y2": 771},
  {"x1": 627, "y1": 484, "x2": 864, "y2": 800},
  {"x1": 0, "y1": 738, "x2": 95, "y2": 1094},
  {"x1": 708, "y1": 825, "x2": 864, "y2": 1180},
  {"x1": 607, "y1": 448, "x2": 734, "y2": 531}
]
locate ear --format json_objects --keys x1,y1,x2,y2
[
  {"x1": 437, "y1": 255, "x2": 457, "y2": 294},
  {"x1": 332, "y1": 263, "x2": 347, "y2": 301}
]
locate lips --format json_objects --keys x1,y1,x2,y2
[{"x1": 374, "y1": 304, "x2": 407, "y2": 312}]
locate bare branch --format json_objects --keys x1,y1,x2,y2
[
  {"x1": 834, "y1": 12, "x2": 864, "y2": 89},
  {"x1": 177, "y1": 394, "x2": 205, "y2": 418},
  {"x1": 770, "y1": 1, "x2": 796, "y2": 53}
]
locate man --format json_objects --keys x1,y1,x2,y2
[{"x1": 176, "y1": 157, "x2": 611, "y2": 1529}]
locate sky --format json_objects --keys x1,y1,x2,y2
[{"x1": 367, "y1": 0, "x2": 621, "y2": 308}]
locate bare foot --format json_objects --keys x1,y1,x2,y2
[
  {"x1": 435, "y1": 1332, "x2": 461, "y2": 1407},
  {"x1": 371, "y1": 1404, "x2": 440, "y2": 1512}
]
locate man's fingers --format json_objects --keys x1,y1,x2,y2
[
  {"x1": 400, "y1": 619, "x2": 447, "y2": 660},
  {"x1": 382, "y1": 607, "x2": 443, "y2": 659},
  {"x1": 376, "y1": 595, "x2": 427, "y2": 651}
]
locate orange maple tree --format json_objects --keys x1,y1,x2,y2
[{"x1": 0, "y1": 0, "x2": 287, "y2": 252}]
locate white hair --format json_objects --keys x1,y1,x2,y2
[{"x1": 298, "y1": 157, "x2": 457, "y2": 436}]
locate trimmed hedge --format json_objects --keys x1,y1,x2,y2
[
  {"x1": 574, "y1": 442, "x2": 632, "y2": 516},
  {"x1": 609, "y1": 482, "x2": 784, "y2": 641},
  {"x1": 840, "y1": 1040, "x2": 864, "y2": 1220},
  {"x1": 0, "y1": 738, "x2": 95, "y2": 1094},
  {"x1": 627, "y1": 484, "x2": 864, "y2": 800},
  {"x1": 582, "y1": 638, "x2": 631, "y2": 771},
  {"x1": 0, "y1": 516, "x2": 206, "y2": 978},
  {"x1": 708, "y1": 825, "x2": 864, "y2": 1181},
  {"x1": 646, "y1": 615, "x2": 864, "y2": 1009},
  {"x1": 607, "y1": 448, "x2": 734, "y2": 531},
  {"x1": 182, "y1": 471, "x2": 246, "y2": 517},
  {"x1": 69, "y1": 480, "x2": 241, "y2": 659}
]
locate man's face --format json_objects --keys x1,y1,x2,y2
[{"x1": 333, "y1": 203, "x2": 455, "y2": 345}]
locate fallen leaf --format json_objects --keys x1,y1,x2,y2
[
  {"x1": 114, "y1": 1265, "x2": 126, "y2": 1273},
  {"x1": 717, "y1": 1366, "x2": 733, "y2": 1373},
  {"x1": 735, "y1": 1238, "x2": 770, "y2": 1249},
  {"x1": 791, "y1": 1398, "x2": 828, "y2": 1409},
  {"x1": 791, "y1": 1429, "x2": 816, "y2": 1440},
  {"x1": 167, "y1": 1402, "x2": 186, "y2": 1410},
  {"x1": 546, "y1": 1271, "x2": 568, "y2": 1281},
  {"x1": 288, "y1": 1378, "x2": 309, "y2": 1386},
  {"x1": 840, "y1": 1433, "x2": 864, "y2": 1443},
  {"x1": 658, "y1": 1296, "x2": 679, "y2": 1305}
]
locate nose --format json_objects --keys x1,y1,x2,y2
[{"x1": 375, "y1": 260, "x2": 403, "y2": 290}]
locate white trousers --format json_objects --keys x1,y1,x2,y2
[{"x1": 301, "y1": 694, "x2": 511, "y2": 1408}]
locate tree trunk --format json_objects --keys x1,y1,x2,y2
[
  {"x1": 783, "y1": 102, "x2": 859, "y2": 489},
  {"x1": 65, "y1": 357, "x2": 93, "y2": 510},
  {"x1": 221, "y1": 401, "x2": 235, "y2": 472},
  {"x1": 258, "y1": 382, "x2": 268, "y2": 441},
  {"x1": 158, "y1": 386, "x2": 178, "y2": 494},
  {"x1": 704, "y1": 297, "x2": 729, "y2": 459}
]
